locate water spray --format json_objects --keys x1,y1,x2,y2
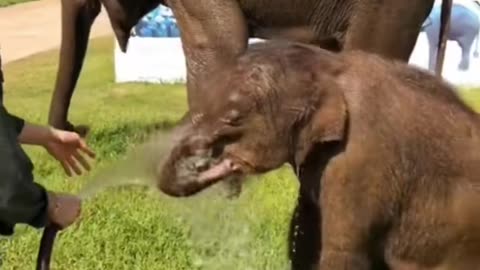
[{"x1": 35, "y1": 129, "x2": 177, "y2": 270}]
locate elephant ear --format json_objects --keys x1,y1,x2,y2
[{"x1": 294, "y1": 90, "x2": 348, "y2": 166}]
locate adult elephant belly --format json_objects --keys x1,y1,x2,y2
[{"x1": 244, "y1": 0, "x2": 352, "y2": 51}]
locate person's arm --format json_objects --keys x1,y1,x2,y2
[
  {"x1": 3, "y1": 108, "x2": 52, "y2": 146},
  {"x1": 3, "y1": 109, "x2": 53, "y2": 146},
  {"x1": 17, "y1": 122, "x2": 53, "y2": 146}
]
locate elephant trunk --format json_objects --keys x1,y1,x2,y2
[
  {"x1": 156, "y1": 152, "x2": 211, "y2": 197},
  {"x1": 47, "y1": 0, "x2": 101, "y2": 130},
  {"x1": 155, "y1": 129, "x2": 217, "y2": 197},
  {"x1": 154, "y1": 122, "x2": 239, "y2": 197},
  {"x1": 157, "y1": 149, "x2": 238, "y2": 197}
]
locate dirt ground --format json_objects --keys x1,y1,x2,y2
[{"x1": 0, "y1": 0, "x2": 112, "y2": 64}]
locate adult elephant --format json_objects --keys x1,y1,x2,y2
[
  {"x1": 47, "y1": 0, "x2": 452, "y2": 135},
  {"x1": 422, "y1": 2, "x2": 480, "y2": 71}
]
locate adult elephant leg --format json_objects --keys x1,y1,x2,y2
[
  {"x1": 48, "y1": 0, "x2": 159, "y2": 135},
  {"x1": 165, "y1": 0, "x2": 248, "y2": 110},
  {"x1": 457, "y1": 36, "x2": 474, "y2": 71},
  {"x1": 48, "y1": 0, "x2": 101, "y2": 135},
  {"x1": 424, "y1": 28, "x2": 439, "y2": 72},
  {"x1": 288, "y1": 189, "x2": 321, "y2": 270},
  {"x1": 343, "y1": 0, "x2": 434, "y2": 61},
  {"x1": 428, "y1": 39, "x2": 438, "y2": 72},
  {"x1": 474, "y1": 31, "x2": 479, "y2": 57}
]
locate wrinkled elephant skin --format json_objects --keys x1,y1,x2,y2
[
  {"x1": 47, "y1": 0, "x2": 454, "y2": 136},
  {"x1": 157, "y1": 41, "x2": 480, "y2": 269}
]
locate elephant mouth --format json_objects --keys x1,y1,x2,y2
[
  {"x1": 159, "y1": 151, "x2": 248, "y2": 197},
  {"x1": 196, "y1": 157, "x2": 242, "y2": 183}
]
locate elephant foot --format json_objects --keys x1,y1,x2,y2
[{"x1": 458, "y1": 61, "x2": 469, "y2": 71}]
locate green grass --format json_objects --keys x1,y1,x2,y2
[
  {"x1": 1, "y1": 36, "x2": 480, "y2": 270},
  {"x1": 0, "y1": 37, "x2": 299, "y2": 269},
  {"x1": 0, "y1": 0, "x2": 38, "y2": 7}
]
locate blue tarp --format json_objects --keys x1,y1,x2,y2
[{"x1": 133, "y1": 5, "x2": 181, "y2": 38}]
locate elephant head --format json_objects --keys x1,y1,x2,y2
[
  {"x1": 48, "y1": 0, "x2": 163, "y2": 132},
  {"x1": 155, "y1": 42, "x2": 348, "y2": 197}
]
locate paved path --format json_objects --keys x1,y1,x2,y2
[{"x1": 0, "y1": 0, "x2": 112, "y2": 63}]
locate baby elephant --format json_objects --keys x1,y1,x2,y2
[{"x1": 156, "y1": 40, "x2": 480, "y2": 269}]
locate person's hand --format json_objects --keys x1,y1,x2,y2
[
  {"x1": 44, "y1": 128, "x2": 96, "y2": 176},
  {"x1": 46, "y1": 192, "x2": 82, "y2": 230}
]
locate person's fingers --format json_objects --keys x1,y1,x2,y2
[
  {"x1": 57, "y1": 134, "x2": 95, "y2": 159},
  {"x1": 79, "y1": 140, "x2": 96, "y2": 158},
  {"x1": 66, "y1": 156, "x2": 82, "y2": 175},
  {"x1": 73, "y1": 151, "x2": 91, "y2": 171},
  {"x1": 81, "y1": 147, "x2": 96, "y2": 159},
  {"x1": 61, "y1": 161, "x2": 72, "y2": 177}
]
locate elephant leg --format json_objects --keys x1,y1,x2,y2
[
  {"x1": 429, "y1": 43, "x2": 438, "y2": 72},
  {"x1": 474, "y1": 32, "x2": 479, "y2": 57},
  {"x1": 424, "y1": 34, "x2": 439, "y2": 72},
  {"x1": 422, "y1": 15, "x2": 441, "y2": 73},
  {"x1": 457, "y1": 38, "x2": 474, "y2": 71},
  {"x1": 288, "y1": 190, "x2": 321, "y2": 270},
  {"x1": 48, "y1": 0, "x2": 101, "y2": 136},
  {"x1": 167, "y1": 0, "x2": 249, "y2": 111}
]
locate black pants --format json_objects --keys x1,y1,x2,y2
[
  {"x1": 0, "y1": 75, "x2": 3, "y2": 104},
  {"x1": 0, "y1": 53, "x2": 4, "y2": 103},
  {"x1": 0, "y1": 108, "x2": 48, "y2": 235}
]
